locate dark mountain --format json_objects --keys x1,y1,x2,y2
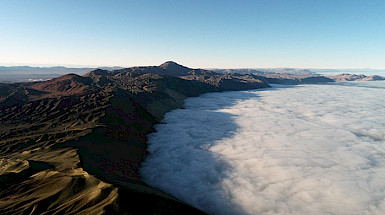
[
  {"x1": 157, "y1": 61, "x2": 216, "y2": 76},
  {"x1": 213, "y1": 68, "x2": 334, "y2": 85},
  {"x1": 214, "y1": 68, "x2": 318, "y2": 76},
  {"x1": 84, "y1": 62, "x2": 270, "y2": 91},
  {"x1": 0, "y1": 62, "x2": 270, "y2": 215},
  {"x1": 105, "y1": 61, "x2": 216, "y2": 78},
  {"x1": 159, "y1": 61, "x2": 192, "y2": 75},
  {"x1": 264, "y1": 75, "x2": 334, "y2": 85}
]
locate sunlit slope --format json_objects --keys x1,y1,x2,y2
[{"x1": 0, "y1": 62, "x2": 270, "y2": 214}]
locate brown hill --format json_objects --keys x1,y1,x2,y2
[
  {"x1": 327, "y1": 73, "x2": 385, "y2": 81},
  {"x1": 27, "y1": 73, "x2": 95, "y2": 96},
  {"x1": 0, "y1": 62, "x2": 271, "y2": 214}
]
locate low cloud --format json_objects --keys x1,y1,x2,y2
[{"x1": 140, "y1": 82, "x2": 385, "y2": 215}]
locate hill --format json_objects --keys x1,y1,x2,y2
[
  {"x1": 0, "y1": 62, "x2": 270, "y2": 214},
  {"x1": 327, "y1": 73, "x2": 385, "y2": 81}
]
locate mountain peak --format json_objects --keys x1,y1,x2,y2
[
  {"x1": 160, "y1": 61, "x2": 178, "y2": 66},
  {"x1": 159, "y1": 61, "x2": 190, "y2": 70}
]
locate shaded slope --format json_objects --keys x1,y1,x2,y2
[{"x1": 0, "y1": 62, "x2": 271, "y2": 214}]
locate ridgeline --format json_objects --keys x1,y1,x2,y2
[{"x1": 0, "y1": 62, "x2": 331, "y2": 214}]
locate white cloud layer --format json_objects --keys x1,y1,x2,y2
[{"x1": 140, "y1": 81, "x2": 385, "y2": 215}]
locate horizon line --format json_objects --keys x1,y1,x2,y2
[{"x1": 0, "y1": 62, "x2": 384, "y2": 71}]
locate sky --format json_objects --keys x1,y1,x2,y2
[{"x1": 1, "y1": 0, "x2": 384, "y2": 69}]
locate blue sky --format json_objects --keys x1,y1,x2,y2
[{"x1": 1, "y1": 0, "x2": 384, "y2": 69}]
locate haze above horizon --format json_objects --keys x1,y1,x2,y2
[{"x1": 1, "y1": 0, "x2": 384, "y2": 69}]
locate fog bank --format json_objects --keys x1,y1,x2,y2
[{"x1": 141, "y1": 81, "x2": 385, "y2": 215}]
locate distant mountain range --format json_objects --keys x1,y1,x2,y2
[
  {"x1": 326, "y1": 73, "x2": 385, "y2": 81},
  {"x1": 213, "y1": 68, "x2": 316, "y2": 76},
  {"x1": 0, "y1": 65, "x2": 123, "y2": 74},
  {"x1": 311, "y1": 68, "x2": 385, "y2": 74},
  {"x1": 2, "y1": 64, "x2": 384, "y2": 83},
  {"x1": 0, "y1": 66, "x2": 123, "y2": 82}
]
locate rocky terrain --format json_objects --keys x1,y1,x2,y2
[
  {"x1": 0, "y1": 62, "x2": 271, "y2": 214},
  {"x1": 327, "y1": 73, "x2": 385, "y2": 81},
  {"x1": 215, "y1": 68, "x2": 333, "y2": 84},
  {"x1": 9, "y1": 62, "x2": 380, "y2": 214},
  {"x1": 2, "y1": 61, "x2": 353, "y2": 214}
]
